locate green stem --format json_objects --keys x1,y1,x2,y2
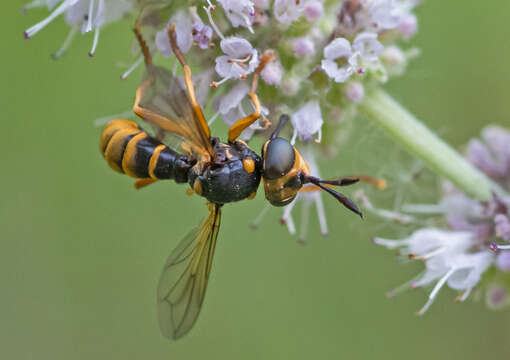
[{"x1": 359, "y1": 88, "x2": 494, "y2": 201}]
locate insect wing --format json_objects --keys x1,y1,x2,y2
[
  {"x1": 157, "y1": 203, "x2": 221, "y2": 340},
  {"x1": 136, "y1": 64, "x2": 214, "y2": 160}
]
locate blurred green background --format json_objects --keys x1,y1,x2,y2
[{"x1": 3, "y1": 1, "x2": 510, "y2": 359}]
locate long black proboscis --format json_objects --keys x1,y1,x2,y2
[{"x1": 308, "y1": 177, "x2": 363, "y2": 218}]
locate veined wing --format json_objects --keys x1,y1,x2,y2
[
  {"x1": 134, "y1": 64, "x2": 214, "y2": 161},
  {"x1": 157, "y1": 203, "x2": 222, "y2": 340}
]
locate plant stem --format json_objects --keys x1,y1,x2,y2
[{"x1": 359, "y1": 88, "x2": 494, "y2": 201}]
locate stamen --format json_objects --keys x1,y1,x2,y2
[
  {"x1": 290, "y1": 128, "x2": 298, "y2": 145},
  {"x1": 227, "y1": 54, "x2": 252, "y2": 64},
  {"x1": 281, "y1": 199, "x2": 297, "y2": 235},
  {"x1": 88, "y1": 26, "x2": 100, "y2": 57},
  {"x1": 314, "y1": 128, "x2": 322, "y2": 143},
  {"x1": 355, "y1": 190, "x2": 420, "y2": 224},
  {"x1": 240, "y1": 13, "x2": 255, "y2": 34},
  {"x1": 251, "y1": 203, "x2": 271, "y2": 229},
  {"x1": 401, "y1": 203, "x2": 446, "y2": 214},
  {"x1": 386, "y1": 275, "x2": 422, "y2": 298},
  {"x1": 21, "y1": 0, "x2": 45, "y2": 14},
  {"x1": 210, "y1": 77, "x2": 229, "y2": 88},
  {"x1": 203, "y1": 4, "x2": 224, "y2": 41},
  {"x1": 490, "y1": 243, "x2": 510, "y2": 251},
  {"x1": 206, "y1": 0, "x2": 216, "y2": 10},
  {"x1": 120, "y1": 56, "x2": 144, "y2": 80},
  {"x1": 409, "y1": 247, "x2": 445, "y2": 261},
  {"x1": 314, "y1": 195, "x2": 328, "y2": 236},
  {"x1": 456, "y1": 287, "x2": 473, "y2": 302},
  {"x1": 372, "y1": 237, "x2": 408, "y2": 248},
  {"x1": 51, "y1": 26, "x2": 78, "y2": 59},
  {"x1": 298, "y1": 200, "x2": 312, "y2": 244},
  {"x1": 85, "y1": 0, "x2": 95, "y2": 33},
  {"x1": 24, "y1": 0, "x2": 78, "y2": 39},
  {"x1": 207, "y1": 111, "x2": 220, "y2": 126},
  {"x1": 417, "y1": 268, "x2": 455, "y2": 315}
]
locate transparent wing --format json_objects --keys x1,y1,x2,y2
[
  {"x1": 134, "y1": 64, "x2": 214, "y2": 160},
  {"x1": 157, "y1": 203, "x2": 222, "y2": 340}
]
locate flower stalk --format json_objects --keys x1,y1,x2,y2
[{"x1": 360, "y1": 88, "x2": 496, "y2": 201}]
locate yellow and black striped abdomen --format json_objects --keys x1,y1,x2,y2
[{"x1": 100, "y1": 119, "x2": 192, "y2": 183}]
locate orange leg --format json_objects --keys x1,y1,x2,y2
[
  {"x1": 227, "y1": 51, "x2": 275, "y2": 143},
  {"x1": 168, "y1": 24, "x2": 211, "y2": 140},
  {"x1": 134, "y1": 20, "x2": 152, "y2": 66}
]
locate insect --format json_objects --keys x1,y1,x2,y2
[{"x1": 100, "y1": 22, "x2": 362, "y2": 340}]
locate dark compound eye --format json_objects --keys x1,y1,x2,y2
[{"x1": 263, "y1": 138, "x2": 295, "y2": 180}]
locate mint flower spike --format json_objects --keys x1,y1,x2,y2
[
  {"x1": 372, "y1": 125, "x2": 510, "y2": 313},
  {"x1": 359, "y1": 88, "x2": 505, "y2": 201}
]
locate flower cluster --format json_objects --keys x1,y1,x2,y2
[
  {"x1": 23, "y1": 0, "x2": 134, "y2": 57},
  {"x1": 23, "y1": 0, "x2": 419, "y2": 240},
  {"x1": 373, "y1": 126, "x2": 510, "y2": 313}
]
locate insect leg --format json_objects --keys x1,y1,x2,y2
[
  {"x1": 168, "y1": 24, "x2": 211, "y2": 139},
  {"x1": 227, "y1": 51, "x2": 276, "y2": 143},
  {"x1": 134, "y1": 20, "x2": 152, "y2": 66}
]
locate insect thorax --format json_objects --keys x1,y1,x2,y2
[{"x1": 188, "y1": 138, "x2": 262, "y2": 204}]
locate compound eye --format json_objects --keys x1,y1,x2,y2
[{"x1": 263, "y1": 138, "x2": 295, "y2": 180}]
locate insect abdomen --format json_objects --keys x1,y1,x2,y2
[{"x1": 100, "y1": 119, "x2": 191, "y2": 183}]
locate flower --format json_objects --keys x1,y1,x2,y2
[
  {"x1": 486, "y1": 285, "x2": 509, "y2": 310},
  {"x1": 273, "y1": 0, "x2": 304, "y2": 24},
  {"x1": 495, "y1": 214, "x2": 510, "y2": 241},
  {"x1": 344, "y1": 81, "x2": 365, "y2": 103},
  {"x1": 218, "y1": 0, "x2": 255, "y2": 32},
  {"x1": 215, "y1": 37, "x2": 259, "y2": 83},
  {"x1": 496, "y1": 251, "x2": 510, "y2": 272},
  {"x1": 260, "y1": 60, "x2": 283, "y2": 85},
  {"x1": 372, "y1": 126, "x2": 510, "y2": 313},
  {"x1": 304, "y1": 1, "x2": 324, "y2": 22},
  {"x1": 155, "y1": 10, "x2": 192, "y2": 58},
  {"x1": 321, "y1": 37, "x2": 358, "y2": 83},
  {"x1": 191, "y1": 21, "x2": 213, "y2": 50},
  {"x1": 24, "y1": 0, "x2": 133, "y2": 56},
  {"x1": 214, "y1": 81, "x2": 267, "y2": 140},
  {"x1": 292, "y1": 37, "x2": 316, "y2": 57},
  {"x1": 374, "y1": 229, "x2": 494, "y2": 314},
  {"x1": 290, "y1": 100, "x2": 323, "y2": 143},
  {"x1": 352, "y1": 32, "x2": 384, "y2": 62},
  {"x1": 466, "y1": 126, "x2": 510, "y2": 183},
  {"x1": 367, "y1": 0, "x2": 403, "y2": 30}
]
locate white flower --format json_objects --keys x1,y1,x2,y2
[
  {"x1": 23, "y1": 0, "x2": 62, "y2": 12},
  {"x1": 374, "y1": 228, "x2": 494, "y2": 314},
  {"x1": 218, "y1": 0, "x2": 255, "y2": 32},
  {"x1": 352, "y1": 32, "x2": 384, "y2": 62},
  {"x1": 281, "y1": 146, "x2": 328, "y2": 243},
  {"x1": 24, "y1": 0, "x2": 133, "y2": 56},
  {"x1": 261, "y1": 60, "x2": 283, "y2": 85},
  {"x1": 344, "y1": 82, "x2": 365, "y2": 103},
  {"x1": 321, "y1": 38, "x2": 358, "y2": 83},
  {"x1": 304, "y1": 0, "x2": 323, "y2": 22},
  {"x1": 155, "y1": 10, "x2": 193, "y2": 58},
  {"x1": 191, "y1": 21, "x2": 213, "y2": 50},
  {"x1": 292, "y1": 36, "x2": 315, "y2": 57},
  {"x1": 367, "y1": 0, "x2": 403, "y2": 30},
  {"x1": 215, "y1": 37, "x2": 259, "y2": 82},
  {"x1": 215, "y1": 82, "x2": 267, "y2": 140},
  {"x1": 291, "y1": 100, "x2": 323, "y2": 143},
  {"x1": 273, "y1": 0, "x2": 304, "y2": 24}
]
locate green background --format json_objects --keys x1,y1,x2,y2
[{"x1": 3, "y1": 1, "x2": 510, "y2": 359}]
